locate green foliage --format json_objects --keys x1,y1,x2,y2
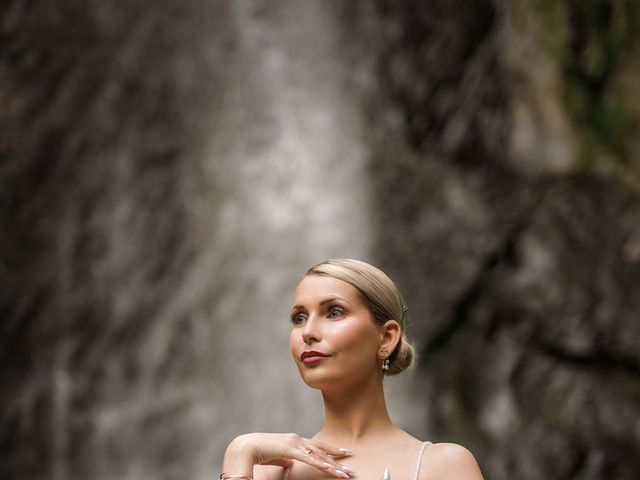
[
  {"x1": 592, "y1": 98, "x2": 634, "y2": 152},
  {"x1": 545, "y1": 0, "x2": 640, "y2": 155}
]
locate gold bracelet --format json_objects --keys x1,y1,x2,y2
[{"x1": 219, "y1": 474, "x2": 253, "y2": 480}]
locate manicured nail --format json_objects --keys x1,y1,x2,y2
[
  {"x1": 383, "y1": 467, "x2": 390, "y2": 480},
  {"x1": 324, "y1": 462, "x2": 353, "y2": 475},
  {"x1": 339, "y1": 448, "x2": 352, "y2": 455},
  {"x1": 335, "y1": 469, "x2": 350, "y2": 479}
]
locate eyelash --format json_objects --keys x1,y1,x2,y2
[
  {"x1": 290, "y1": 306, "x2": 345, "y2": 325},
  {"x1": 291, "y1": 313, "x2": 306, "y2": 325}
]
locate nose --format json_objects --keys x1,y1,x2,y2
[{"x1": 301, "y1": 315, "x2": 321, "y2": 344}]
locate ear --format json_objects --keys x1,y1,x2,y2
[{"x1": 378, "y1": 319, "x2": 401, "y2": 354}]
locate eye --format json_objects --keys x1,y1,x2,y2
[
  {"x1": 290, "y1": 312, "x2": 307, "y2": 326},
  {"x1": 328, "y1": 306, "x2": 345, "y2": 318}
]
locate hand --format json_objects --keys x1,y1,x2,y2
[{"x1": 224, "y1": 433, "x2": 353, "y2": 478}]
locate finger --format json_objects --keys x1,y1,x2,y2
[
  {"x1": 294, "y1": 446, "x2": 352, "y2": 479},
  {"x1": 307, "y1": 445, "x2": 354, "y2": 476},
  {"x1": 312, "y1": 440, "x2": 353, "y2": 458}
]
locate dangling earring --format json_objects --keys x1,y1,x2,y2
[
  {"x1": 379, "y1": 349, "x2": 389, "y2": 372},
  {"x1": 382, "y1": 358, "x2": 390, "y2": 371}
]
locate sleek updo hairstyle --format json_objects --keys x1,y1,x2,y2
[{"x1": 305, "y1": 258, "x2": 415, "y2": 375}]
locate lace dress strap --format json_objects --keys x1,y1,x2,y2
[{"x1": 411, "y1": 441, "x2": 432, "y2": 480}]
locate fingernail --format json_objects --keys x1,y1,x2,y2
[
  {"x1": 339, "y1": 448, "x2": 352, "y2": 455},
  {"x1": 323, "y1": 463, "x2": 352, "y2": 476},
  {"x1": 335, "y1": 469, "x2": 350, "y2": 479},
  {"x1": 383, "y1": 467, "x2": 390, "y2": 480}
]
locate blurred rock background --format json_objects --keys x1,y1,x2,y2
[{"x1": 1, "y1": 1, "x2": 639, "y2": 480}]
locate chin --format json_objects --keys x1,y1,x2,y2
[
  {"x1": 298, "y1": 369, "x2": 326, "y2": 389},
  {"x1": 302, "y1": 377, "x2": 335, "y2": 391},
  {"x1": 298, "y1": 367, "x2": 348, "y2": 390}
]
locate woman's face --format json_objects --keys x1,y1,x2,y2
[{"x1": 289, "y1": 274, "x2": 382, "y2": 389}]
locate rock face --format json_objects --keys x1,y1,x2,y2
[
  {"x1": 356, "y1": 1, "x2": 640, "y2": 479},
  {"x1": 2, "y1": 1, "x2": 640, "y2": 480}
]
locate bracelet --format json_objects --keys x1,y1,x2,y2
[{"x1": 219, "y1": 474, "x2": 253, "y2": 480}]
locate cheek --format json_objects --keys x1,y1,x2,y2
[
  {"x1": 330, "y1": 320, "x2": 377, "y2": 355},
  {"x1": 290, "y1": 329, "x2": 302, "y2": 356}
]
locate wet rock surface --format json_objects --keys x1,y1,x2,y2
[{"x1": 360, "y1": 1, "x2": 640, "y2": 479}]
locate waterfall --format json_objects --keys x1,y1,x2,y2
[
  {"x1": 199, "y1": 1, "x2": 374, "y2": 475},
  {"x1": 186, "y1": 2, "x2": 440, "y2": 473},
  {"x1": 111, "y1": 0, "x2": 378, "y2": 477}
]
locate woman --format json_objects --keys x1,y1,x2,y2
[{"x1": 222, "y1": 259, "x2": 484, "y2": 480}]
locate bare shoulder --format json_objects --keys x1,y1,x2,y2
[
  {"x1": 420, "y1": 443, "x2": 484, "y2": 480},
  {"x1": 254, "y1": 465, "x2": 286, "y2": 480}
]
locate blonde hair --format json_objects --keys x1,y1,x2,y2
[{"x1": 305, "y1": 258, "x2": 415, "y2": 375}]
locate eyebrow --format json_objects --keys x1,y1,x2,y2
[{"x1": 291, "y1": 296, "x2": 351, "y2": 311}]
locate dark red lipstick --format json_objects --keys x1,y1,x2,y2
[{"x1": 301, "y1": 351, "x2": 329, "y2": 364}]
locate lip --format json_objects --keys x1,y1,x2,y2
[{"x1": 301, "y1": 351, "x2": 329, "y2": 364}]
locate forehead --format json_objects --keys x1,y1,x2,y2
[{"x1": 293, "y1": 274, "x2": 362, "y2": 305}]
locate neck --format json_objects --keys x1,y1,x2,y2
[{"x1": 317, "y1": 373, "x2": 395, "y2": 446}]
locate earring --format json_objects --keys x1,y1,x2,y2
[{"x1": 378, "y1": 349, "x2": 389, "y2": 372}]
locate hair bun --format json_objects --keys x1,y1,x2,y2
[{"x1": 387, "y1": 336, "x2": 415, "y2": 375}]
